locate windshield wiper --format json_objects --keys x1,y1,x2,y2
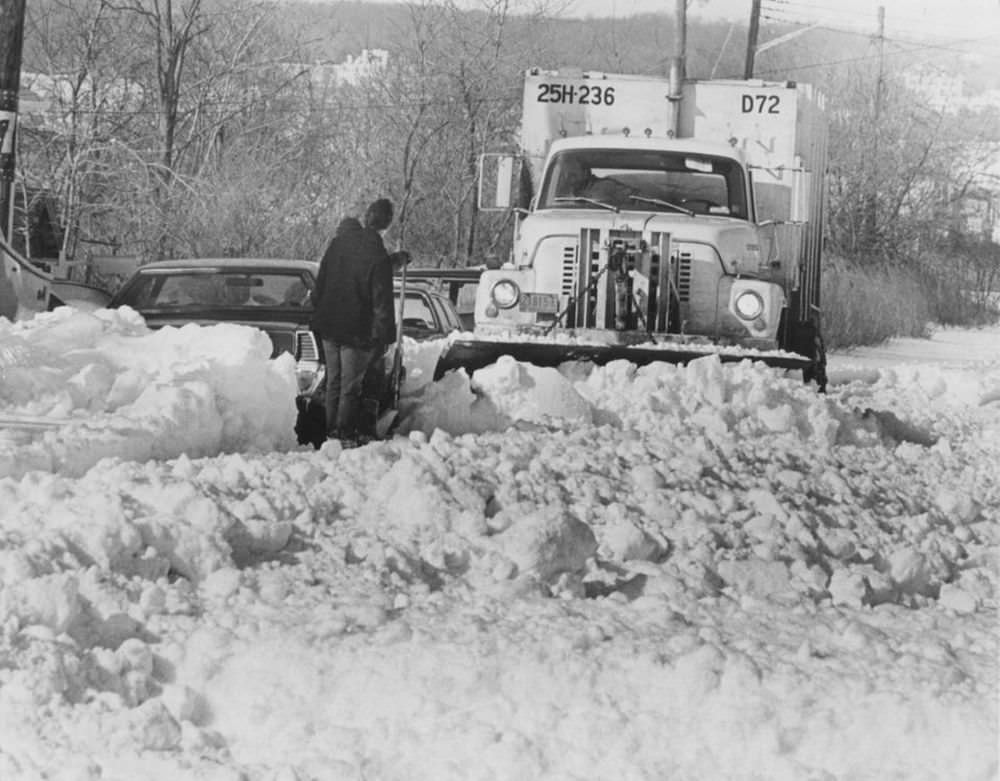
[
  {"x1": 553, "y1": 196, "x2": 619, "y2": 213},
  {"x1": 628, "y1": 195, "x2": 694, "y2": 216}
]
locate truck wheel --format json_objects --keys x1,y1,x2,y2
[{"x1": 802, "y1": 332, "x2": 828, "y2": 393}]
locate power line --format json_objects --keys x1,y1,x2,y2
[
  {"x1": 751, "y1": 49, "x2": 966, "y2": 78},
  {"x1": 763, "y1": 0, "x2": 998, "y2": 46},
  {"x1": 760, "y1": 20, "x2": 1000, "y2": 63},
  {"x1": 759, "y1": 8, "x2": 999, "y2": 61},
  {"x1": 766, "y1": 0, "x2": 999, "y2": 38},
  {"x1": 765, "y1": 0, "x2": 874, "y2": 23},
  {"x1": 737, "y1": 25, "x2": 1000, "y2": 77}
]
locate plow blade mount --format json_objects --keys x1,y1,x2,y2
[{"x1": 433, "y1": 337, "x2": 811, "y2": 381}]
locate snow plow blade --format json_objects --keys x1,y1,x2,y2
[{"x1": 433, "y1": 337, "x2": 811, "y2": 381}]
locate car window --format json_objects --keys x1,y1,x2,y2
[
  {"x1": 434, "y1": 296, "x2": 462, "y2": 331},
  {"x1": 396, "y1": 292, "x2": 438, "y2": 332},
  {"x1": 430, "y1": 295, "x2": 461, "y2": 331},
  {"x1": 122, "y1": 270, "x2": 314, "y2": 309}
]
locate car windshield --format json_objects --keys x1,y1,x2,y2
[
  {"x1": 538, "y1": 149, "x2": 749, "y2": 218},
  {"x1": 122, "y1": 269, "x2": 314, "y2": 310}
]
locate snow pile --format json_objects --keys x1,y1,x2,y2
[
  {"x1": 404, "y1": 349, "x2": 939, "y2": 451},
  {"x1": 0, "y1": 312, "x2": 997, "y2": 780},
  {"x1": 0, "y1": 307, "x2": 299, "y2": 478}
]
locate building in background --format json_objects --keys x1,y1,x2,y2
[{"x1": 284, "y1": 49, "x2": 390, "y2": 94}]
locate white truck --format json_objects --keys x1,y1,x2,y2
[{"x1": 435, "y1": 68, "x2": 829, "y2": 388}]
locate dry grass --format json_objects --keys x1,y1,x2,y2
[
  {"x1": 821, "y1": 256, "x2": 999, "y2": 349},
  {"x1": 821, "y1": 261, "x2": 933, "y2": 350}
]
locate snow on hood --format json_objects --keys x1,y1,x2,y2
[{"x1": 0, "y1": 308, "x2": 997, "y2": 780}]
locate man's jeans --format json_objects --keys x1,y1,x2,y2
[{"x1": 321, "y1": 340, "x2": 374, "y2": 440}]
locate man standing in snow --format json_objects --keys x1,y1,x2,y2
[{"x1": 311, "y1": 199, "x2": 399, "y2": 447}]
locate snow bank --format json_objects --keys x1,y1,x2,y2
[
  {"x1": 0, "y1": 307, "x2": 299, "y2": 478},
  {"x1": 0, "y1": 312, "x2": 997, "y2": 780}
]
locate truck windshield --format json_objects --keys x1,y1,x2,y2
[{"x1": 538, "y1": 149, "x2": 749, "y2": 219}]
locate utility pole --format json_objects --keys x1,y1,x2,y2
[
  {"x1": 744, "y1": 0, "x2": 762, "y2": 79},
  {"x1": 674, "y1": 0, "x2": 687, "y2": 83},
  {"x1": 0, "y1": 0, "x2": 25, "y2": 242},
  {"x1": 874, "y1": 5, "x2": 886, "y2": 127},
  {"x1": 668, "y1": 0, "x2": 687, "y2": 136},
  {"x1": 864, "y1": 5, "x2": 885, "y2": 251}
]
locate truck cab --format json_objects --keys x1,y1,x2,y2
[{"x1": 477, "y1": 133, "x2": 787, "y2": 350}]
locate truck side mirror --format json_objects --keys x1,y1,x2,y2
[{"x1": 478, "y1": 153, "x2": 523, "y2": 211}]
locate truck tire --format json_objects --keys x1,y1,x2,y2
[
  {"x1": 801, "y1": 331, "x2": 827, "y2": 393},
  {"x1": 780, "y1": 314, "x2": 827, "y2": 393}
]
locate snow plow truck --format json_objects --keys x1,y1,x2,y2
[{"x1": 434, "y1": 68, "x2": 829, "y2": 389}]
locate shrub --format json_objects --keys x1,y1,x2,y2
[
  {"x1": 821, "y1": 258, "x2": 932, "y2": 349},
  {"x1": 820, "y1": 252, "x2": 999, "y2": 349},
  {"x1": 916, "y1": 243, "x2": 1000, "y2": 326}
]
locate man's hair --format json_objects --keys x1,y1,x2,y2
[{"x1": 364, "y1": 198, "x2": 394, "y2": 231}]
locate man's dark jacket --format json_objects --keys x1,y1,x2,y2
[{"x1": 311, "y1": 218, "x2": 396, "y2": 348}]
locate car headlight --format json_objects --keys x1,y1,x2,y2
[
  {"x1": 490, "y1": 279, "x2": 520, "y2": 309},
  {"x1": 734, "y1": 291, "x2": 764, "y2": 320}
]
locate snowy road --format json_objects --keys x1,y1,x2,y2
[{"x1": 0, "y1": 310, "x2": 997, "y2": 780}]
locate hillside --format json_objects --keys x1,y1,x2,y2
[{"x1": 277, "y1": 0, "x2": 996, "y2": 89}]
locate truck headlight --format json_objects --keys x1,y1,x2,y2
[
  {"x1": 734, "y1": 291, "x2": 764, "y2": 320},
  {"x1": 491, "y1": 279, "x2": 520, "y2": 309}
]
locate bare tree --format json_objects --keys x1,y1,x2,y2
[
  {"x1": 824, "y1": 61, "x2": 999, "y2": 262},
  {"x1": 345, "y1": 0, "x2": 553, "y2": 266},
  {"x1": 21, "y1": 0, "x2": 147, "y2": 262},
  {"x1": 28, "y1": 0, "x2": 309, "y2": 260}
]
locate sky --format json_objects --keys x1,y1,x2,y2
[{"x1": 0, "y1": 304, "x2": 997, "y2": 779}]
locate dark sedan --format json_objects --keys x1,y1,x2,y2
[
  {"x1": 109, "y1": 257, "x2": 324, "y2": 396},
  {"x1": 110, "y1": 257, "x2": 466, "y2": 444}
]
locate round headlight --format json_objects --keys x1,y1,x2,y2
[
  {"x1": 734, "y1": 291, "x2": 764, "y2": 320},
  {"x1": 491, "y1": 279, "x2": 520, "y2": 309}
]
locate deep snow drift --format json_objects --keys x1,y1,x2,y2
[{"x1": 0, "y1": 306, "x2": 997, "y2": 780}]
